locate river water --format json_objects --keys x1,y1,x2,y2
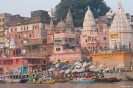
[{"x1": 0, "y1": 81, "x2": 133, "y2": 88}]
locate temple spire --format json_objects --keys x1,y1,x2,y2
[
  {"x1": 82, "y1": 6, "x2": 95, "y2": 31},
  {"x1": 47, "y1": 18, "x2": 54, "y2": 34},
  {"x1": 109, "y1": 2, "x2": 131, "y2": 32},
  {"x1": 66, "y1": 9, "x2": 74, "y2": 31},
  {"x1": 109, "y1": 3, "x2": 132, "y2": 49}
]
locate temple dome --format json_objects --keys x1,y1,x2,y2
[
  {"x1": 56, "y1": 20, "x2": 66, "y2": 30},
  {"x1": 56, "y1": 21, "x2": 66, "y2": 28}
]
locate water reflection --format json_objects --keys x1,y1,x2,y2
[{"x1": 0, "y1": 81, "x2": 133, "y2": 88}]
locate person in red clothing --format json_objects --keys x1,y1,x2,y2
[{"x1": 88, "y1": 76, "x2": 93, "y2": 80}]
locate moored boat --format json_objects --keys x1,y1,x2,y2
[
  {"x1": 95, "y1": 77, "x2": 117, "y2": 83},
  {"x1": 55, "y1": 79, "x2": 68, "y2": 83},
  {"x1": 0, "y1": 75, "x2": 4, "y2": 83},
  {"x1": 12, "y1": 74, "x2": 22, "y2": 83},
  {"x1": 125, "y1": 75, "x2": 133, "y2": 81},
  {"x1": 70, "y1": 80, "x2": 95, "y2": 84},
  {"x1": 3, "y1": 74, "x2": 23, "y2": 83},
  {"x1": 41, "y1": 80, "x2": 55, "y2": 84},
  {"x1": 21, "y1": 74, "x2": 30, "y2": 83},
  {"x1": 3, "y1": 74, "x2": 13, "y2": 83}
]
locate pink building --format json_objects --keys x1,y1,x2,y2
[
  {"x1": 50, "y1": 9, "x2": 81, "y2": 62},
  {"x1": 50, "y1": 33, "x2": 81, "y2": 62},
  {"x1": 80, "y1": 7, "x2": 109, "y2": 54}
]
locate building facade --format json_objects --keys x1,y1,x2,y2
[
  {"x1": 109, "y1": 3, "x2": 133, "y2": 50},
  {"x1": 80, "y1": 7, "x2": 109, "y2": 55},
  {"x1": 5, "y1": 10, "x2": 54, "y2": 57},
  {"x1": 0, "y1": 13, "x2": 11, "y2": 42},
  {"x1": 50, "y1": 10, "x2": 81, "y2": 62}
]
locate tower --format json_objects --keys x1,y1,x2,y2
[
  {"x1": 80, "y1": 6, "x2": 96, "y2": 47},
  {"x1": 66, "y1": 9, "x2": 75, "y2": 32},
  {"x1": 47, "y1": 18, "x2": 54, "y2": 44},
  {"x1": 109, "y1": 2, "x2": 133, "y2": 49}
]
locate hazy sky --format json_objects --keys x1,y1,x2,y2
[{"x1": 0, "y1": 0, "x2": 132, "y2": 17}]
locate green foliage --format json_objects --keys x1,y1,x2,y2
[{"x1": 55, "y1": 0, "x2": 110, "y2": 27}]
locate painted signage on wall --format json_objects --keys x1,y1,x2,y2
[
  {"x1": 110, "y1": 32, "x2": 119, "y2": 39},
  {"x1": 101, "y1": 56, "x2": 116, "y2": 61}
]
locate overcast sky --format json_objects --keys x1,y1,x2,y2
[{"x1": 0, "y1": 0, "x2": 132, "y2": 17}]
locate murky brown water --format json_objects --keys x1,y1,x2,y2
[{"x1": 0, "y1": 81, "x2": 133, "y2": 88}]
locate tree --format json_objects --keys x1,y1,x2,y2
[{"x1": 55, "y1": 0, "x2": 110, "y2": 27}]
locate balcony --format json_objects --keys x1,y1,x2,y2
[{"x1": 54, "y1": 48, "x2": 81, "y2": 54}]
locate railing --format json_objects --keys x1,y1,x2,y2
[{"x1": 92, "y1": 48, "x2": 133, "y2": 54}]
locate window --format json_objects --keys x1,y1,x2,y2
[
  {"x1": 2, "y1": 25, "x2": 4, "y2": 28},
  {"x1": 56, "y1": 48, "x2": 60, "y2": 51},
  {"x1": 3, "y1": 60, "x2": 6, "y2": 65},
  {"x1": 103, "y1": 37, "x2": 106, "y2": 40},
  {"x1": 33, "y1": 26, "x2": 34, "y2": 29},
  {"x1": 0, "y1": 60, "x2": 2, "y2": 65},
  {"x1": 0, "y1": 19, "x2": 1, "y2": 22},
  {"x1": 11, "y1": 29, "x2": 13, "y2": 32},
  {"x1": 21, "y1": 27, "x2": 23, "y2": 31},
  {"x1": 29, "y1": 34, "x2": 32, "y2": 37},
  {"x1": 2, "y1": 19, "x2": 4, "y2": 22},
  {"x1": 0, "y1": 25, "x2": 1, "y2": 28},
  {"x1": 16, "y1": 59, "x2": 19, "y2": 64},
  {"x1": 86, "y1": 39, "x2": 87, "y2": 42},
  {"x1": 32, "y1": 59, "x2": 34, "y2": 64},
  {"x1": 100, "y1": 47, "x2": 102, "y2": 50},
  {"x1": 24, "y1": 27, "x2": 25, "y2": 30},
  {"x1": 28, "y1": 59, "x2": 30, "y2": 63},
  {"x1": 44, "y1": 47, "x2": 46, "y2": 51},
  {"x1": 11, "y1": 60, "x2": 13, "y2": 64},
  {"x1": 18, "y1": 35, "x2": 20, "y2": 38},
  {"x1": 27, "y1": 27, "x2": 28, "y2": 30},
  {"x1": 43, "y1": 25, "x2": 45, "y2": 29}
]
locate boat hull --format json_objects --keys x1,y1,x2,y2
[
  {"x1": 70, "y1": 80, "x2": 95, "y2": 84},
  {"x1": 41, "y1": 80, "x2": 55, "y2": 84},
  {"x1": 125, "y1": 75, "x2": 133, "y2": 81}
]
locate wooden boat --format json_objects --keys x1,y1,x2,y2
[
  {"x1": 0, "y1": 75, "x2": 4, "y2": 83},
  {"x1": 70, "y1": 80, "x2": 95, "y2": 84},
  {"x1": 11, "y1": 74, "x2": 22, "y2": 83},
  {"x1": 3, "y1": 74, "x2": 23, "y2": 83},
  {"x1": 55, "y1": 79, "x2": 68, "y2": 83},
  {"x1": 95, "y1": 77, "x2": 117, "y2": 83},
  {"x1": 125, "y1": 75, "x2": 133, "y2": 81},
  {"x1": 41, "y1": 80, "x2": 55, "y2": 84},
  {"x1": 113, "y1": 79, "x2": 122, "y2": 82},
  {"x1": 21, "y1": 74, "x2": 30, "y2": 83},
  {"x1": 3, "y1": 74, "x2": 13, "y2": 83},
  {"x1": 27, "y1": 79, "x2": 41, "y2": 84}
]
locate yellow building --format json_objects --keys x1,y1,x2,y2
[
  {"x1": 90, "y1": 52, "x2": 133, "y2": 70},
  {"x1": 0, "y1": 13, "x2": 11, "y2": 42}
]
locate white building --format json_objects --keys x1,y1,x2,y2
[
  {"x1": 47, "y1": 8, "x2": 55, "y2": 18},
  {"x1": 109, "y1": 2, "x2": 133, "y2": 49}
]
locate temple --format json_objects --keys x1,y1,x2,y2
[{"x1": 109, "y1": 2, "x2": 133, "y2": 49}]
